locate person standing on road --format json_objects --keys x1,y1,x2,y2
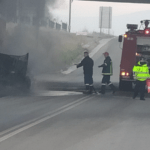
[
  {"x1": 98, "y1": 52, "x2": 116, "y2": 94},
  {"x1": 75, "y1": 50, "x2": 94, "y2": 94},
  {"x1": 132, "y1": 57, "x2": 149, "y2": 100}
]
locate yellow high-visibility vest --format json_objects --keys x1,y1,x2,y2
[{"x1": 132, "y1": 61, "x2": 149, "y2": 81}]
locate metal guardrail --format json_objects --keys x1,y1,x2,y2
[{"x1": 49, "y1": 20, "x2": 68, "y2": 31}]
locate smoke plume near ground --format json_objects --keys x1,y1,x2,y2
[{"x1": 4, "y1": 23, "x2": 98, "y2": 78}]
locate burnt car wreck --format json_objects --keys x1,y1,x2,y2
[{"x1": 0, "y1": 53, "x2": 31, "y2": 89}]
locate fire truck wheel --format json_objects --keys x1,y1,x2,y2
[{"x1": 119, "y1": 80, "x2": 133, "y2": 91}]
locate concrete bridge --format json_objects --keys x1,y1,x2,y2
[{"x1": 79, "y1": 0, "x2": 150, "y2": 4}]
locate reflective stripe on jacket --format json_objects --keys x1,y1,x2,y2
[
  {"x1": 132, "y1": 61, "x2": 149, "y2": 81},
  {"x1": 101, "y1": 56, "x2": 113, "y2": 76}
]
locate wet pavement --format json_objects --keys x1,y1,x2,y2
[{"x1": 35, "y1": 90, "x2": 83, "y2": 96}]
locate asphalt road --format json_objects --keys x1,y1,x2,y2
[
  {"x1": 1, "y1": 94, "x2": 150, "y2": 150},
  {"x1": 1, "y1": 37, "x2": 150, "y2": 150}
]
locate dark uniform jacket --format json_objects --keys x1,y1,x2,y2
[
  {"x1": 99, "y1": 56, "x2": 113, "y2": 75},
  {"x1": 77, "y1": 56, "x2": 94, "y2": 75}
]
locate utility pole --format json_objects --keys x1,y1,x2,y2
[
  {"x1": 100, "y1": 7, "x2": 103, "y2": 35},
  {"x1": 69, "y1": 0, "x2": 72, "y2": 32},
  {"x1": 35, "y1": 0, "x2": 45, "y2": 49},
  {"x1": 16, "y1": 0, "x2": 20, "y2": 23},
  {"x1": 108, "y1": 7, "x2": 111, "y2": 35}
]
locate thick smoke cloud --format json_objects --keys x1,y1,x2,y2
[
  {"x1": 0, "y1": 0, "x2": 59, "y2": 22},
  {"x1": 0, "y1": 0, "x2": 70, "y2": 85}
]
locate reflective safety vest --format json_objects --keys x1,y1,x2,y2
[
  {"x1": 102, "y1": 61, "x2": 113, "y2": 76},
  {"x1": 132, "y1": 61, "x2": 149, "y2": 81},
  {"x1": 101, "y1": 56, "x2": 113, "y2": 76}
]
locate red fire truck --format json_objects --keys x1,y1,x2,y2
[{"x1": 118, "y1": 20, "x2": 150, "y2": 91}]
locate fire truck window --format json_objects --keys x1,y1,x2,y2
[
  {"x1": 137, "y1": 45, "x2": 150, "y2": 53},
  {"x1": 137, "y1": 45, "x2": 150, "y2": 65}
]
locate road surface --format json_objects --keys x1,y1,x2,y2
[{"x1": 1, "y1": 37, "x2": 150, "y2": 150}]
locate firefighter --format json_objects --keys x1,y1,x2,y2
[
  {"x1": 75, "y1": 50, "x2": 94, "y2": 94},
  {"x1": 132, "y1": 57, "x2": 149, "y2": 100},
  {"x1": 98, "y1": 52, "x2": 116, "y2": 94}
]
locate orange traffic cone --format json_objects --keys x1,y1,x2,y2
[{"x1": 146, "y1": 79, "x2": 150, "y2": 93}]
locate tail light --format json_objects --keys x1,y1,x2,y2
[
  {"x1": 136, "y1": 53, "x2": 141, "y2": 56},
  {"x1": 121, "y1": 71, "x2": 129, "y2": 76},
  {"x1": 123, "y1": 34, "x2": 127, "y2": 38},
  {"x1": 145, "y1": 29, "x2": 150, "y2": 35},
  {"x1": 121, "y1": 72, "x2": 126, "y2": 76}
]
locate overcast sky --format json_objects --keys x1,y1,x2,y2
[{"x1": 49, "y1": 0, "x2": 150, "y2": 35}]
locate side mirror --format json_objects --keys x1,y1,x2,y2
[{"x1": 118, "y1": 35, "x2": 122, "y2": 42}]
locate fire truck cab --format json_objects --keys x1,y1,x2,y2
[{"x1": 118, "y1": 20, "x2": 150, "y2": 91}]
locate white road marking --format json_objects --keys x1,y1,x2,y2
[
  {"x1": 36, "y1": 90, "x2": 83, "y2": 96},
  {"x1": 0, "y1": 95, "x2": 94, "y2": 143}
]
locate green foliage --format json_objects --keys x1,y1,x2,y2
[
  {"x1": 5, "y1": 24, "x2": 104, "y2": 74},
  {"x1": 60, "y1": 44, "x2": 83, "y2": 65}
]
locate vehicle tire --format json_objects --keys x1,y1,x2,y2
[{"x1": 119, "y1": 80, "x2": 133, "y2": 91}]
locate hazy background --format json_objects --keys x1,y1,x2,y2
[{"x1": 51, "y1": 0, "x2": 150, "y2": 35}]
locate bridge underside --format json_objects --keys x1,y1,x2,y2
[{"x1": 79, "y1": 0, "x2": 150, "y2": 4}]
